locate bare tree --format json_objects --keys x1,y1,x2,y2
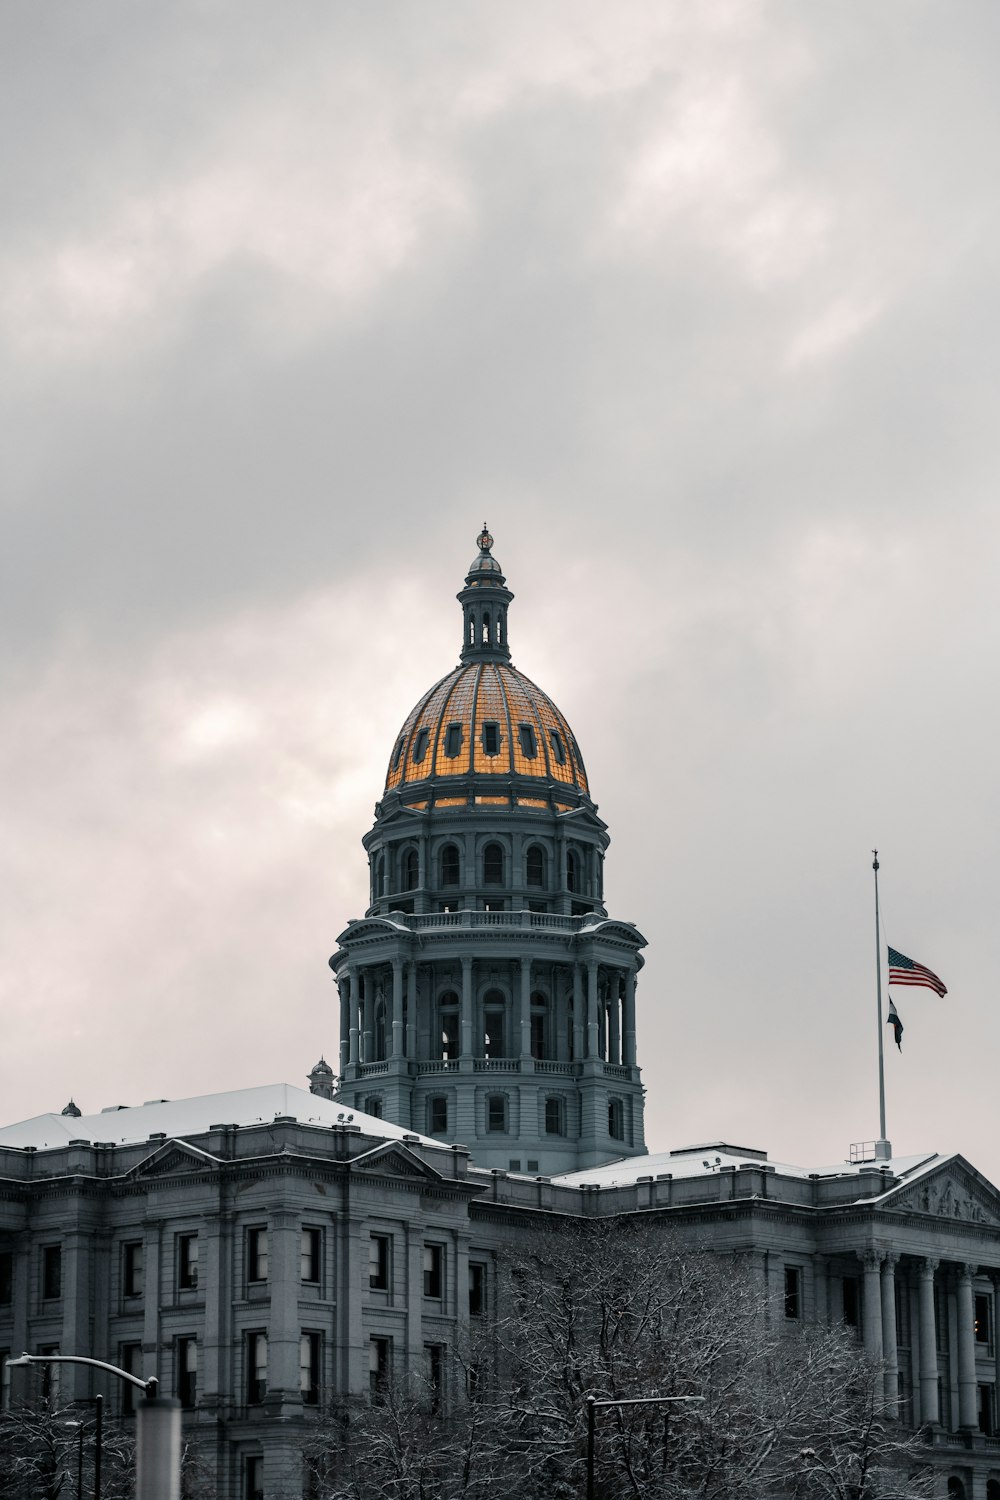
[
  {"x1": 299, "y1": 1219, "x2": 931, "y2": 1500},
  {"x1": 0, "y1": 1396, "x2": 133, "y2": 1500}
]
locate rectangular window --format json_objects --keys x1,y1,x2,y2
[
  {"x1": 120, "y1": 1343, "x2": 142, "y2": 1417},
  {"x1": 178, "y1": 1234, "x2": 199, "y2": 1291},
  {"x1": 248, "y1": 1227, "x2": 268, "y2": 1284},
  {"x1": 425, "y1": 1344, "x2": 444, "y2": 1413},
  {"x1": 364, "y1": 1094, "x2": 383, "y2": 1119},
  {"x1": 979, "y1": 1383, "x2": 995, "y2": 1436},
  {"x1": 369, "y1": 1336, "x2": 391, "y2": 1397},
  {"x1": 444, "y1": 723, "x2": 463, "y2": 759},
  {"x1": 549, "y1": 730, "x2": 566, "y2": 765},
  {"x1": 976, "y1": 1293, "x2": 992, "y2": 1348},
  {"x1": 934, "y1": 1284, "x2": 945, "y2": 1351},
  {"x1": 175, "y1": 1337, "x2": 197, "y2": 1409},
  {"x1": 518, "y1": 723, "x2": 537, "y2": 759},
  {"x1": 487, "y1": 1095, "x2": 507, "y2": 1133},
  {"x1": 469, "y1": 1263, "x2": 486, "y2": 1318},
  {"x1": 895, "y1": 1280, "x2": 910, "y2": 1347},
  {"x1": 843, "y1": 1276, "x2": 860, "y2": 1329},
  {"x1": 423, "y1": 1244, "x2": 443, "y2": 1300},
  {"x1": 608, "y1": 1098, "x2": 624, "y2": 1141},
  {"x1": 544, "y1": 1097, "x2": 565, "y2": 1136},
  {"x1": 508, "y1": 1159, "x2": 521, "y2": 1172},
  {"x1": 123, "y1": 1241, "x2": 143, "y2": 1299},
  {"x1": 369, "y1": 1234, "x2": 390, "y2": 1291},
  {"x1": 301, "y1": 1228, "x2": 321, "y2": 1285},
  {"x1": 246, "y1": 1332, "x2": 268, "y2": 1405},
  {"x1": 412, "y1": 726, "x2": 430, "y2": 764},
  {"x1": 429, "y1": 1096, "x2": 448, "y2": 1135},
  {"x1": 300, "y1": 1332, "x2": 320, "y2": 1406},
  {"x1": 42, "y1": 1245, "x2": 61, "y2": 1301},
  {"x1": 784, "y1": 1266, "x2": 802, "y2": 1320},
  {"x1": 482, "y1": 722, "x2": 500, "y2": 756},
  {"x1": 0, "y1": 1252, "x2": 12, "y2": 1306},
  {"x1": 245, "y1": 1456, "x2": 264, "y2": 1500}
]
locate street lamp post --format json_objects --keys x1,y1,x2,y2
[
  {"x1": 5, "y1": 1353, "x2": 180, "y2": 1500},
  {"x1": 70, "y1": 1393, "x2": 103, "y2": 1500},
  {"x1": 585, "y1": 1393, "x2": 705, "y2": 1500}
]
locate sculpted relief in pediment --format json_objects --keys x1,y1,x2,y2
[{"x1": 893, "y1": 1173, "x2": 1000, "y2": 1226}]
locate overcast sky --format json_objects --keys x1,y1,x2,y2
[{"x1": 2, "y1": 1, "x2": 998, "y2": 1182}]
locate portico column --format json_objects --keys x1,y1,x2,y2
[
  {"x1": 991, "y1": 1274, "x2": 1000, "y2": 1423},
  {"x1": 918, "y1": 1258, "x2": 940, "y2": 1425},
  {"x1": 572, "y1": 965, "x2": 584, "y2": 1060},
  {"x1": 339, "y1": 974, "x2": 351, "y2": 1075},
  {"x1": 460, "y1": 957, "x2": 474, "y2": 1058},
  {"x1": 348, "y1": 968, "x2": 359, "y2": 1067},
  {"x1": 406, "y1": 963, "x2": 417, "y2": 1058},
  {"x1": 957, "y1": 1264, "x2": 979, "y2": 1430},
  {"x1": 860, "y1": 1250, "x2": 884, "y2": 1356},
  {"x1": 813, "y1": 1255, "x2": 829, "y2": 1324},
  {"x1": 519, "y1": 957, "x2": 532, "y2": 1058},
  {"x1": 586, "y1": 960, "x2": 599, "y2": 1057},
  {"x1": 391, "y1": 958, "x2": 405, "y2": 1058},
  {"x1": 623, "y1": 970, "x2": 636, "y2": 1067},
  {"x1": 608, "y1": 971, "x2": 621, "y2": 1065},
  {"x1": 881, "y1": 1254, "x2": 899, "y2": 1408}
]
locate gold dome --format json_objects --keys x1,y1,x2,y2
[{"x1": 384, "y1": 661, "x2": 589, "y2": 803}]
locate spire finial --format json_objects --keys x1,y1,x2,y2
[{"x1": 477, "y1": 523, "x2": 493, "y2": 553}]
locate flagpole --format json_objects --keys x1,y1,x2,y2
[{"x1": 873, "y1": 849, "x2": 887, "y2": 1143}]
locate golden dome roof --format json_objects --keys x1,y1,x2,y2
[
  {"x1": 382, "y1": 529, "x2": 591, "y2": 810},
  {"x1": 384, "y1": 660, "x2": 588, "y2": 800}
]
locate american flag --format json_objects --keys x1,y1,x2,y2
[{"x1": 887, "y1": 946, "x2": 948, "y2": 997}]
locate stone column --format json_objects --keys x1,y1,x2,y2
[
  {"x1": 348, "y1": 968, "x2": 360, "y2": 1067},
  {"x1": 586, "y1": 960, "x2": 599, "y2": 1058},
  {"x1": 519, "y1": 957, "x2": 532, "y2": 1059},
  {"x1": 406, "y1": 963, "x2": 417, "y2": 1058},
  {"x1": 957, "y1": 1264, "x2": 979, "y2": 1431},
  {"x1": 60, "y1": 1229, "x2": 91, "y2": 1402},
  {"x1": 338, "y1": 974, "x2": 351, "y2": 1074},
  {"x1": 460, "y1": 957, "x2": 474, "y2": 1058},
  {"x1": 572, "y1": 965, "x2": 584, "y2": 1061},
  {"x1": 267, "y1": 1210, "x2": 301, "y2": 1407},
  {"x1": 200, "y1": 1210, "x2": 232, "y2": 1414},
  {"x1": 918, "y1": 1258, "x2": 940, "y2": 1425},
  {"x1": 362, "y1": 977, "x2": 375, "y2": 1064},
  {"x1": 391, "y1": 958, "x2": 405, "y2": 1058},
  {"x1": 142, "y1": 1219, "x2": 163, "y2": 1389},
  {"x1": 607, "y1": 971, "x2": 621, "y2": 1065},
  {"x1": 623, "y1": 970, "x2": 637, "y2": 1067},
  {"x1": 813, "y1": 1255, "x2": 829, "y2": 1324},
  {"x1": 881, "y1": 1254, "x2": 899, "y2": 1408},
  {"x1": 860, "y1": 1250, "x2": 884, "y2": 1356}
]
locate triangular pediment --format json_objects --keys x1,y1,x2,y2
[
  {"x1": 128, "y1": 1140, "x2": 223, "y2": 1180},
  {"x1": 884, "y1": 1156, "x2": 1000, "y2": 1226},
  {"x1": 349, "y1": 1141, "x2": 441, "y2": 1181}
]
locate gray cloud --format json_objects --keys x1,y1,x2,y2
[{"x1": 2, "y1": 1, "x2": 997, "y2": 1179}]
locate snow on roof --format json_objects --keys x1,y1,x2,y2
[
  {"x1": 0, "y1": 1083, "x2": 438, "y2": 1153},
  {"x1": 551, "y1": 1145, "x2": 942, "y2": 1196}
]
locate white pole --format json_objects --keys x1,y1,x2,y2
[
  {"x1": 136, "y1": 1396, "x2": 181, "y2": 1500},
  {"x1": 873, "y1": 850, "x2": 886, "y2": 1143}
]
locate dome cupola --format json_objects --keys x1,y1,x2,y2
[{"x1": 458, "y1": 524, "x2": 513, "y2": 664}]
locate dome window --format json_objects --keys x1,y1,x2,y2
[
  {"x1": 526, "y1": 845, "x2": 545, "y2": 887},
  {"x1": 391, "y1": 737, "x2": 405, "y2": 771},
  {"x1": 518, "y1": 723, "x2": 537, "y2": 759},
  {"x1": 484, "y1": 990, "x2": 507, "y2": 1057},
  {"x1": 403, "y1": 849, "x2": 419, "y2": 890},
  {"x1": 412, "y1": 727, "x2": 430, "y2": 764},
  {"x1": 566, "y1": 849, "x2": 580, "y2": 893},
  {"x1": 549, "y1": 730, "x2": 566, "y2": 766},
  {"x1": 483, "y1": 843, "x2": 504, "y2": 885},
  {"x1": 444, "y1": 723, "x2": 463, "y2": 759},
  {"x1": 481, "y1": 721, "x2": 501, "y2": 756},
  {"x1": 440, "y1": 843, "x2": 460, "y2": 887}
]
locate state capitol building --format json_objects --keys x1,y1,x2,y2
[{"x1": 2, "y1": 531, "x2": 999, "y2": 1499}]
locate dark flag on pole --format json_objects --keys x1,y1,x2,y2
[
  {"x1": 886, "y1": 998, "x2": 904, "y2": 1051},
  {"x1": 887, "y1": 946, "x2": 948, "y2": 998}
]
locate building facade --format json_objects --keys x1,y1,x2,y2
[{"x1": 2, "y1": 530, "x2": 999, "y2": 1500}]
